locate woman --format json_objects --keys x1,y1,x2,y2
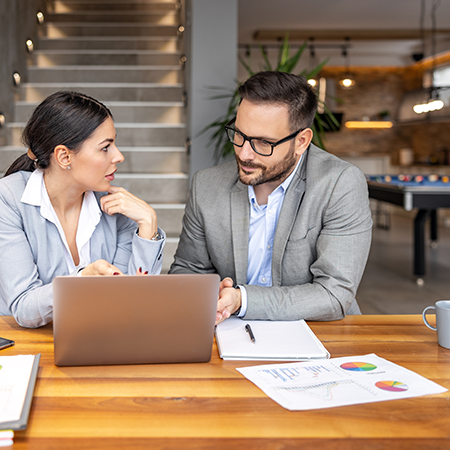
[{"x1": 0, "y1": 91, "x2": 165, "y2": 328}]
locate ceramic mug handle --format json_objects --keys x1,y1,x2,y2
[{"x1": 422, "y1": 306, "x2": 437, "y2": 331}]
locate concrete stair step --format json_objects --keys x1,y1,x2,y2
[
  {"x1": 44, "y1": 23, "x2": 178, "y2": 38},
  {"x1": 46, "y1": 11, "x2": 177, "y2": 24},
  {"x1": 52, "y1": 1, "x2": 176, "y2": 13},
  {"x1": 38, "y1": 37, "x2": 178, "y2": 51},
  {"x1": 152, "y1": 203, "x2": 185, "y2": 236},
  {"x1": 28, "y1": 66, "x2": 182, "y2": 83},
  {"x1": 53, "y1": 0, "x2": 177, "y2": 3},
  {"x1": 14, "y1": 101, "x2": 184, "y2": 123},
  {"x1": 119, "y1": 147, "x2": 187, "y2": 173},
  {"x1": 113, "y1": 173, "x2": 188, "y2": 203},
  {"x1": 21, "y1": 83, "x2": 183, "y2": 102},
  {"x1": 8, "y1": 122, "x2": 185, "y2": 147},
  {"x1": 33, "y1": 50, "x2": 181, "y2": 66}
]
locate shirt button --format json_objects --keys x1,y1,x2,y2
[
  {"x1": 267, "y1": 244, "x2": 271, "y2": 249},
  {"x1": 262, "y1": 277, "x2": 266, "y2": 282},
  {"x1": 268, "y1": 209, "x2": 273, "y2": 214}
]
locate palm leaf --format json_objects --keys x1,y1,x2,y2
[{"x1": 258, "y1": 43, "x2": 272, "y2": 71}]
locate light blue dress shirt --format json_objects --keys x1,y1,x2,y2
[{"x1": 237, "y1": 157, "x2": 302, "y2": 317}]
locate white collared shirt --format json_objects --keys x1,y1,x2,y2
[
  {"x1": 237, "y1": 156, "x2": 303, "y2": 317},
  {"x1": 20, "y1": 170, "x2": 101, "y2": 273}
]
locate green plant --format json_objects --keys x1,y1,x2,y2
[{"x1": 201, "y1": 35, "x2": 341, "y2": 162}]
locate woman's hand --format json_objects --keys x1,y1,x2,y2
[
  {"x1": 82, "y1": 259, "x2": 123, "y2": 276},
  {"x1": 82, "y1": 260, "x2": 149, "y2": 276},
  {"x1": 100, "y1": 186, "x2": 158, "y2": 240}
]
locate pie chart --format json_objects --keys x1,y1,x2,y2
[
  {"x1": 340, "y1": 362, "x2": 377, "y2": 372},
  {"x1": 375, "y1": 381, "x2": 409, "y2": 392}
]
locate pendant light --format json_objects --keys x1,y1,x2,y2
[
  {"x1": 307, "y1": 38, "x2": 318, "y2": 88},
  {"x1": 413, "y1": 0, "x2": 444, "y2": 115},
  {"x1": 339, "y1": 38, "x2": 355, "y2": 89}
]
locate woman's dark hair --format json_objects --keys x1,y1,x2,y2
[
  {"x1": 238, "y1": 71, "x2": 318, "y2": 132},
  {"x1": 4, "y1": 91, "x2": 113, "y2": 177}
]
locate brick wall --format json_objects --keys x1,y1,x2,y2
[{"x1": 320, "y1": 66, "x2": 450, "y2": 165}]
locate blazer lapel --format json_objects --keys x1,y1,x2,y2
[
  {"x1": 272, "y1": 152, "x2": 308, "y2": 286},
  {"x1": 231, "y1": 183, "x2": 249, "y2": 285}
]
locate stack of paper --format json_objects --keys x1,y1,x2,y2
[{"x1": 0, "y1": 430, "x2": 13, "y2": 447}]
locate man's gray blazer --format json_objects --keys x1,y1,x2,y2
[{"x1": 170, "y1": 144, "x2": 373, "y2": 321}]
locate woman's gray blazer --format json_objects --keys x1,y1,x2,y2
[{"x1": 0, "y1": 171, "x2": 164, "y2": 328}]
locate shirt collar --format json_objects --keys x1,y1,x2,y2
[{"x1": 20, "y1": 169, "x2": 101, "y2": 229}]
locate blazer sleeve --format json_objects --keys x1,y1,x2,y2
[
  {"x1": 169, "y1": 171, "x2": 217, "y2": 274},
  {"x1": 0, "y1": 186, "x2": 54, "y2": 328},
  {"x1": 110, "y1": 213, "x2": 165, "y2": 276},
  {"x1": 243, "y1": 165, "x2": 373, "y2": 321}
]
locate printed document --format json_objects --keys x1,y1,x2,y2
[{"x1": 237, "y1": 353, "x2": 447, "y2": 410}]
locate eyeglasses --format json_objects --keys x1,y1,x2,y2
[{"x1": 224, "y1": 118, "x2": 305, "y2": 157}]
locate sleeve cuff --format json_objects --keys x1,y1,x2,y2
[{"x1": 235, "y1": 285, "x2": 247, "y2": 317}]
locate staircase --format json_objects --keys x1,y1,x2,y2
[{"x1": 1, "y1": 0, "x2": 188, "y2": 272}]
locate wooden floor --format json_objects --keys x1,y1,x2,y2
[{"x1": 357, "y1": 212, "x2": 450, "y2": 314}]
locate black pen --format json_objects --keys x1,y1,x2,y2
[{"x1": 245, "y1": 324, "x2": 256, "y2": 343}]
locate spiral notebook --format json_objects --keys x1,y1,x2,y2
[{"x1": 215, "y1": 317, "x2": 330, "y2": 361}]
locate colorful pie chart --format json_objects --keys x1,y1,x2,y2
[
  {"x1": 340, "y1": 362, "x2": 377, "y2": 372},
  {"x1": 375, "y1": 381, "x2": 409, "y2": 392}
]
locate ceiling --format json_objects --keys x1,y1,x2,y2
[{"x1": 238, "y1": 0, "x2": 450, "y2": 67}]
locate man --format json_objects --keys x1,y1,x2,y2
[{"x1": 170, "y1": 71, "x2": 372, "y2": 324}]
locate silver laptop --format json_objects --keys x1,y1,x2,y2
[{"x1": 53, "y1": 274, "x2": 220, "y2": 366}]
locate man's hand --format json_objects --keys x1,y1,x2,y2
[{"x1": 215, "y1": 277, "x2": 241, "y2": 325}]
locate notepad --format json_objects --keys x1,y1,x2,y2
[
  {"x1": 0, "y1": 354, "x2": 40, "y2": 430},
  {"x1": 215, "y1": 317, "x2": 330, "y2": 361}
]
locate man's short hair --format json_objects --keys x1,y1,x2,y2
[{"x1": 238, "y1": 71, "x2": 318, "y2": 131}]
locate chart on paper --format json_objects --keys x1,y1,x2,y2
[{"x1": 237, "y1": 354, "x2": 447, "y2": 410}]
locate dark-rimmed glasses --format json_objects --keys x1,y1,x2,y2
[{"x1": 224, "y1": 118, "x2": 305, "y2": 156}]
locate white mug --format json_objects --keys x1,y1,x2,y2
[{"x1": 423, "y1": 300, "x2": 450, "y2": 350}]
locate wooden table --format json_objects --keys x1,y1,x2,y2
[{"x1": 1, "y1": 315, "x2": 449, "y2": 449}]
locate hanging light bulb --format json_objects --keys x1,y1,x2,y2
[
  {"x1": 307, "y1": 38, "x2": 318, "y2": 88},
  {"x1": 339, "y1": 77, "x2": 355, "y2": 89},
  {"x1": 412, "y1": 2, "x2": 445, "y2": 115},
  {"x1": 339, "y1": 38, "x2": 355, "y2": 89}
]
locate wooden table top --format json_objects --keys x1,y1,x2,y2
[{"x1": 1, "y1": 314, "x2": 449, "y2": 449}]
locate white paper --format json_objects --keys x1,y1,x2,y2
[
  {"x1": 237, "y1": 353, "x2": 447, "y2": 410},
  {"x1": 0, "y1": 355, "x2": 35, "y2": 423},
  {"x1": 215, "y1": 317, "x2": 329, "y2": 360}
]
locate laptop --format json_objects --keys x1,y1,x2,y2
[{"x1": 53, "y1": 274, "x2": 220, "y2": 366}]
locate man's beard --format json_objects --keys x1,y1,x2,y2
[{"x1": 235, "y1": 142, "x2": 298, "y2": 186}]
